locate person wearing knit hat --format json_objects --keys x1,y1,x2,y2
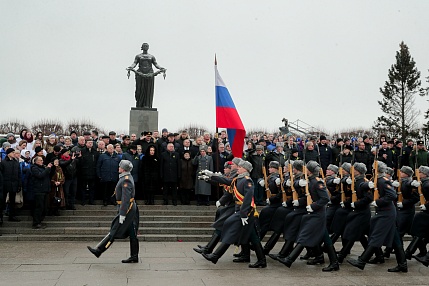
[
  {"x1": 87, "y1": 158, "x2": 139, "y2": 264},
  {"x1": 202, "y1": 156, "x2": 267, "y2": 269},
  {"x1": 348, "y1": 161, "x2": 403, "y2": 272},
  {"x1": 335, "y1": 162, "x2": 373, "y2": 264},
  {"x1": 279, "y1": 160, "x2": 337, "y2": 271}
]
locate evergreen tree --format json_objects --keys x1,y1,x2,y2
[{"x1": 373, "y1": 41, "x2": 424, "y2": 140}]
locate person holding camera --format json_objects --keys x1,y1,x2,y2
[{"x1": 31, "y1": 156, "x2": 52, "y2": 229}]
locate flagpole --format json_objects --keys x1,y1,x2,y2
[{"x1": 214, "y1": 53, "x2": 220, "y2": 200}]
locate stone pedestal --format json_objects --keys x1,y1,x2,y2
[{"x1": 129, "y1": 107, "x2": 158, "y2": 136}]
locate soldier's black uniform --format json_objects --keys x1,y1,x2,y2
[
  {"x1": 325, "y1": 175, "x2": 341, "y2": 233},
  {"x1": 258, "y1": 172, "x2": 282, "y2": 239}
]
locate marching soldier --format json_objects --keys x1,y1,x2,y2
[
  {"x1": 337, "y1": 163, "x2": 372, "y2": 263},
  {"x1": 347, "y1": 161, "x2": 405, "y2": 272},
  {"x1": 201, "y1": 160, "x2": 267, "y2": 268},
  {"x1": 269, "y1": 160, "x2": 307, "y2": 261},
  {"x1": 258, "y1": 161, "x2": 282, "y2": 239},
  {"x1": 278, "y1": 161, "x2": 337, "y2": 272},
  {"x1": 193, "y1": 158, "x2": 241, "y2": 255},
  {"x1": 325, "y1": 164, "x2": 341, "y2": 234},
  {"x1": 413, "y1": 166, "x2": 429, "y2": 266},
  {"x1": 87, "y1": 160, "x2": 140, "y2": 263}
]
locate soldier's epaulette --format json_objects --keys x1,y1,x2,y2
[
  {"x1": 245, "y1": 176, "x2": 250, "y2": 179},
  {"x1": 316, "y1": 177, "x2": 322, "y2": 182},
  {"x1": 383, "y1": 177, "x2": 389, "y2": 180},
  {"x1": 125, "y1": 176, "x2": 129, "y2": 179}
]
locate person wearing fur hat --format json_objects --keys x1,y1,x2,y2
[
  {"x1": 246, "y1": 144, "x2": 266, "y2": 206},
  {"x1": 412, "y1": 166, "x2": 429, "y2": 267},
  {"x1": 269, "y1": 160, "x2": 308, "y2": 261},
  {"x1": 278, "y1": 161, "x2": 337, "y2": 271},
  {"x1": 88, "y1": 159, "x2": 140, "y2": 263},
  {"x1": 201, "y1": 160, "x2": 267, "y2": 268},
  {"x1": 347, "y1": 161, "x2": 399, "y2": 272},
  {"x1": 324, "y1": 164, "x2": 341, "y2": 233},
  {"x1": 329, "y1": 162, "x2": 353, "y2": 245},
  {"x1": 194, "y1": 158, "x2": 241, "y2": 257},
  {"x1": 257, "y1": 161, "x2": 282, "y2": 241},
  {"x1": 336, "y1": 162, "x2": 373, "y2": 264}
]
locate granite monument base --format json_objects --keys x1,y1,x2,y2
[{"x1": 129, "y1": 107, "x2": 158, "y2": 136}]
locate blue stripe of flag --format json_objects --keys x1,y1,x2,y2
[{"x1": 215, "y1": 86, "x2": 236, "y2": 108}]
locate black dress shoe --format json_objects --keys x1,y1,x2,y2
[{"x1": 32, "y1": 224, "x2": 43, "y2": 229}]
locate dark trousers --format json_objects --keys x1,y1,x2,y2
[
  {"x1": 63, "y1": 178, "x2": 77, "y2": 208},
  {"x1": 2, "y1": 190, "x2": 17, "y2": 218},
  {"x1": 100, "y1": 181, "x2": 117, "y2": 204},
  {"x1": 179, "y1": 188, "x2": 192, "y2": 205},
  {"x1": 33, "y1": 193, "x2": 48, "y2": 225},
  {"x1": 197, "y1": 194, "x2": 210, "y2": 205},
  {"x1": 163, "y1": 182, "x2": 178, "y2": 203},
  {"x1": 81, "y1": 178, "x2": 96, "y2": 204},
  {"x1": 253, "y1": 178, "x2": 264, "y2": 205}
]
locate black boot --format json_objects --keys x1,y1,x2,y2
[
  {"x1": 388, "y1": 244, "x2": 407, "y2": 272},
  {"x1": 330, "y1": 233, "x2": 340, "y2": 244},
  {"x1": 383, "y1": 247, "x2": 393, "y2": 259},
  {"x1": 278, "y1": 243, "x2": 305, "y2": 268},
  {"x1": 414, "y1": 238, "x2": 427, "y2": 258},
  {"x1": 202, "y1": 243, "x2": 229, "y2": 264},
  {"x1": 263, "y1": 232, "x2": 280, "y2": 255},
  {"x1": 337, "y1": 239, "x2": 355, "y2": 264},
  {"x1": 299, "y1": 247, "x2": 314, "y2": 260},
  {"x1": 87, "y1": 234, "x2": 112, "y2": 258},
  {"x1": 347, "y1": 245, "x2": 376, "y2": 270},
  {"x1": 268, "y1": 240, "x2": 294, "y2": 261},
  {"x1": 415, "y1": 252, "x2": 429, "y2": 267},
  {"x1": 249, "y1": 242, "x2": 267, "y2": 268},
  {"x1": 193, "y1": 232, "x2": 220, "y2": 254},
  {"x1": 368, "y1": 247, "x2": 385, "y2": 264},
  {"x1": 122, "y1": 239, "x2": 139, "y2": 263},
  {"x1": 322, "y1": 244, "x2": 340, "y2": 272},
  {"x1": 233, "y1": 244, "x2": 250, "y2": 263},
  {"x1": 307, "y1": 247, "x2": 325, "y2": 265},
  {"x1": 405, "y1": 237, "x2": 421, "y2": 260}
]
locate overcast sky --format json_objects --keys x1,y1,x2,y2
[{"x1": 1, "y1": 1, "x2": 429, "y2": 136}]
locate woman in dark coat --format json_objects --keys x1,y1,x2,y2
[
  {"x1": 141, "y1": 144, "x2": 159, "y2": 205},
  {"x1": 179, "y1": 150, "x2": 194, "y2": 205},
  {"x1": 31, "y1": 156, "x2": 52, "y2": 229}
]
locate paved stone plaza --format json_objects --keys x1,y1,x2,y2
[{"x1": 0, "y1": 241, "x2": 428, "y2": 286}]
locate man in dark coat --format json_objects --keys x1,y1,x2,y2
[
  {"x1": 160, "y1": 143, "x2": 181, "y2": 205},
  {"x1": 378, "y1": 141, "x2": 394, "y2": 168},
  {"x1": 354, "y1": 142, "x2": 372, "y2": 175},
  {"x1": 122, "y1": 145, "x2": 140, "y2": 184},
  {"x1": 97, "y1": 144, "x2": 119, "y2": 206},
  {"x1": 134, "y1": 131, "x2": 156, "y2": 154},
  {"x1": 331, "y1": 139, "x2": 343, "y2": 166},
  {"x1": 318, "y1": 135, "x2": 332, "y2": 173},
  {"x1": 0, "y1": 148, "x2": 21, "y2": 221},
  {"x1": 31, "y1": 156, "x2": 52, "y2": 228},
  {"x1": 80, "y1": 140, "x2": 99, "y2": 205},
  {"x1": 212, "y1": 143, "x2": 229, "y2": 174}
]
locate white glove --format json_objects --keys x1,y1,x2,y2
[
  {"x1": 368, "y1": 181, "x2": 375, "y2": 189},
  {"x1": 286, "y1": 179, "x2": 291, "y2": 187},
  {"x1": 351, "y1": 202, "x2": 355, "y2": 208},
  {"x1": 420, "y1": 204, "x2": 427, "y2": 211},
  {"x1": 371, "y1": 201, "x2": 377, "y2": 207},
  {"x1": 411, "y1": 180, "x2": 421, "y2": 187},
  {"x1": 392, "y1": 181, "x2": 400, "y2": 187},
  {"x1": 241, "y1": 217, "x2": 249, "y2": 226},
  {"x1": 216, "y1": 200, "x2": 221, "y2": 208},
  {"x1": 299, "y1": 179, "x2": 307, "y2": 187},
  {"x1": 340, "y1": 201, "x2": 345, "y2": 208},
  {"x1": 397, "y1": 202, "x2": 403, "y2": 208},
  {"x1": 292, "y1": 200, "x2": 299, "y2": 207},
  {"x1": 198, "y1": 175, "x2": 209, "y2": 181},
  {"x1": 266, "y1": 198, "x2": 270, "y2": 205},
  {"x1": 275, "y1": 178, "x2": 281, "y2": 185},
  {"x1": 119, "y1": 215, "x2": 126, "y2": 224},
  {"x1": 202, "y1": 169, "x2": 213, "y2": 177},
  {"x1": 306, "y1": 205, "x2": 314, "y2": 213},
  {"x1": 346, "y1": 178, "x2": 352, "y2": 185},
  {"x1": 282, "y1": 201, "x2": 287, "y2": 207},
  {"x1": 333, "y1": 178, "x2": 341, "y2": 184},
  {"x1": 259, "y1": 180, "x2": 265, "y2": 187}
]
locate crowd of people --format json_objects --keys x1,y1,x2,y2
[{"x1": 0, "y1": 127, "x2": 428, "y2": 232}]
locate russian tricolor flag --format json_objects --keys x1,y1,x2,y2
[{"x1": 215, "y1": 58, "x2": 245, "y2": 158}]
